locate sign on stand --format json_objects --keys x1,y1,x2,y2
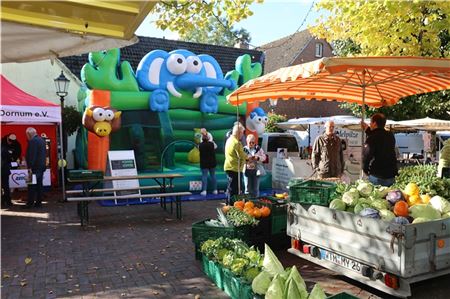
[
  {"x1": 272, "y1": 157, "x2": 314, "y2": 190},
  {"x1": 106, "y1": 150, "x2": 140, "y2": 202}
]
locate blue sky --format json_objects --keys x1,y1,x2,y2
[{"x1": 135, "y1": 0, "x2": 322, "y2": 47}]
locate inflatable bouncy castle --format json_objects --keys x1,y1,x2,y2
[{"x1": 74, "y1": 48, "x2": 268, "y2": 193}]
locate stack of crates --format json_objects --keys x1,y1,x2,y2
[{"x1": 289, "y1": 180, "x2": 337, "y2": 206}]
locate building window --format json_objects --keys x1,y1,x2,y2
[{"x1": 315, "y1": 43, "x2": 323, "y2": 57}]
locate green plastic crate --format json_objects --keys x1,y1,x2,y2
[
  {"x1": 327, "y1": 292, "x2": 360, "y2": 299},
  {"x1": 289, "y1": 180, "x2": 337, "y2": 206},
  {"x1": 222, "y1": 268, "x2": 241, "y2": 299},
  {"x1": 253, "y1": 197, "x2": 288, "y2": 235},
  {"x1": 192, "y1": 220, "x2": 251, "y2": 259},
  {"x1": 201, "y1": 255, "x2": 225, "y2": 290},
  {"x1": 271, "y1": 213, "x2": 287, "y2": 234}
]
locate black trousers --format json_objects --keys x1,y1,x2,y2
[
  {"x1": 27, "y1": 171, "x2": 44, "y2": 206},
  {"x1": 226, "y1": 170, "x2": 242, "y2": 205},
  {"x1": 1, "y1": 170, "x2": 11, "y2": 205}
]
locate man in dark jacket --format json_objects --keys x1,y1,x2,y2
[
  {"x1": 1, "y1": 142, "x2": 12, "y2": 207},
  {"x1": 362, "y1": 113, "x2": 398, "y2": 186},
  {"x1": 1, "y1": 133, "x2": 22, "y2": 163},
  {"x1": 24, "y1": 127, "x2": 47, "y2": 208},
  {"x1": 312, "y1": 121, "x2": 345, "y2": 178},
  {"x1": 199, "y1": 131, "x2": 217, "y2": 196}
]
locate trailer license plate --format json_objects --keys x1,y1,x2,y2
[{"x1": 321, "y1": 250, "x2": 362, "y2": 273}]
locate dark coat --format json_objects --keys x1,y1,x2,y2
[
  {"x1": 1, "y1": 144, "x2": 11, "y2": 175},
  {"x1": 26, "y1": 135, "x2": 46, "y2": 172},
  {"x1": 363, "y1": 128, "x2": 398, "y2": 179},
  {"x1": 199, "y1": 141, "x2": 217, "y2": 169},
  {"x1": 1, "y1": 135, "x2": 22, "y2": 161},
  {"x1": 311, "y1": 133, "x2": 345, "y2": 178}
]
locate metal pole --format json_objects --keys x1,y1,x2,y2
[
  {"x1": 361, "y1": 70, "x2": 366, "y2": 179},
  {"x1": 59, "y1": 96, "x2": 66, "y2": 201}
]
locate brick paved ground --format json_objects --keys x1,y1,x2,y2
[{"x1": 1, "y1": 190, "x2": 449, "y2": 299}]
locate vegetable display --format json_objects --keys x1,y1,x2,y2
[
  {"x1": 252, "y1": 244, "x2": 326, "y2": 299},
  {"x1": 200, "y1": 237, "x2": 263, "y2": 283},
  {"x1": 331, "y1": 176, "x2": 450, "y2": 224}
]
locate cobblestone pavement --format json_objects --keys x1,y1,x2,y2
[{"x1": 1, "y1": 190, "x2": 449, "y2": 299}]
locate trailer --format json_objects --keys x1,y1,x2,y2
[{"x1": 287, "y1": 203, "x2": 450, "y2": 298}]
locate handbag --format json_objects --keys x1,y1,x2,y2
[{"x1": 256, "y1": 163, "x2": 266, "y2": 176}]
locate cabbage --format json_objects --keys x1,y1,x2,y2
[
  {"x1": 285, "y1": 277, "x2": 308, "y2": 299},
  {"x1": 378, "y1": 186, "x2": 390, "y2": 198},
  {"x1": 329, "y1": 199, "x2": 346, "y2": 211},
  {"x1": 412, "y1": 217, "x2": 429, "y2": 224},
  {"x1": 354, "y1": 203, "x2": 371, "y2": 214},
  {"x1": 286, "y1": 265, "x2": 306, "y2": 291},
  {"x1": 386, "y1": 190, "x2": 404, "y2": 205},
  {"x1": 359, "y1": 208, "x2": 380, "y2": 219},
  {"x1": 371, "y1": 199, "x2": 390, "y2": 211},
  {"x1": 308, "y1": 284, "x2": 327, "y2": 299},
  {"x1": 263, "y1": 244, "x2": 284, "y2": 277},
  {"x1": 251, "y1": 271, "x2": 272, "y2": 295},
  {"x1": 393, "y1": 216, "x2": 410, "y2": 225},
  {"x1": 244, "y1": 267, "x2": 260, "y2": 282},
  {"x1": 379, "y1": 210, "x2": 396, "y2": 222},
  {"x1": 429, "y1": 196, "x2": 450, "y2": 214},
  {"x1": 409, "y1": 204, "x2": 441, "y2": 220},
  {"x1": 265, "y1": 274, "x2": 285, "y2": 299},
  {"x1": 357, "y1": 182, "x2": 373, "y2": 197},
  {"x1": 442, "y1": 212, "x2": 450, "y2": 219},
  {"x1": 342, "y1": 188, "x2": 359, "y2": 205}
]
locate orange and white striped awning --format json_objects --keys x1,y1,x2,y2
[{"x1": 227, "y1": 56, "x2": 450, "y2": 107}]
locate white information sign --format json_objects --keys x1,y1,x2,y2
[
  {"x1": 9, "y1": 169, "x2": 51, "y2": 188},
  {"x1": 107, "y1": 150, "x2": 140, "y2": 197},
  {"x1": 272, "y1": 157, "x2": 314, "y2": 190}
]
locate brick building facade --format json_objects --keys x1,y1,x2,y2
[{"x1": 259, "y1": 29, "x2": 349, "y2": 119}]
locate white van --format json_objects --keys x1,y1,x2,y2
[{"x1": 258, "y1": 132, "x2": 300, "y2": 169}]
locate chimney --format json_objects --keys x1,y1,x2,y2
[{"x1": 235, "y1": 41, "x2": 249, "y2": 49}]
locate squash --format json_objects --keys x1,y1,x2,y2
[
  {"x1": 252, "y1": 208, "x2": 262, "y2": 219},
  {"x1": 394, "y1": 201, "x2": 409, "y2": 217},
  {"x1": 407, "y1": 194, "x2": 421, "y2": 206},
  {"x1": 404, "y1": 182, "x2": 420, "y2": 197},
  {"x1": 222, "y1": 205, "x2": 232, "y2": 213},
  {"x1": 420, "y1": 194, "x2": 431, "y2": 204},
  {"x1": 260, "y1": 206, "x2": 271, "y2": 217},
  {"x1": 244, "y1": 201, "x2": 255, "y2": 210},
  {"x1": 234, "y1": 201, "x2": 245, "y2": 210}
]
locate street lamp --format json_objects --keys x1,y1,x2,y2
[{"x1": 54, "y1": 71, "x2": 70, "y2": 200}]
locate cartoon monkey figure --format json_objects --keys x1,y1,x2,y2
[{"x1": 82, "y1": 106, "x2": 122, "y2": 137}]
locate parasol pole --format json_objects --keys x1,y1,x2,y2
[
  {"x1": 236, "y1": 94, "x2": 241, "y2": 197},
  {"x1": 360, "y1": 70, "x2": 366, "y2": 179}
]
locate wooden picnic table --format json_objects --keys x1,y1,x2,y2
[{"x1": 66, "y1": 173, "x2": 190, "y2": 226}]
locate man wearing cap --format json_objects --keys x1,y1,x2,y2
[
  {"x1": 24, "y1": 128, "x2": 46, "y2": 209},
  {"x1": 1, "y1": 133, "x2": 22, "y2": 163}
]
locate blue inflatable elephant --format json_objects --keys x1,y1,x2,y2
[{"x1": 136, "y1": 49, "x2": 236, "y2": 113}]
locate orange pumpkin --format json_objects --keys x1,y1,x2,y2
[
  {"x1": 234, "y1": 201, "x2": 245, "y2": 210},
  {"x1": 394, "y1": 201, "x2": 409, "y2": 217},
  {"x1": 260, "y1": 206, "x2": 271, "y2": 218},
  {"x1": 244, "y1": 201, "x2": 255, "y2": 210},
  {"x1": 222, "y1": 205, "x2": 232, "y2": 213},
  {"x1": 244, "y1": 207, "x2": 253, "y2": 215},
  {"x1": 252, "y1": 208, "x2": 262, "y2": 219}
]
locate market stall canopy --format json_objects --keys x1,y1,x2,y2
[
  {"x1": 227, "y1": 56, "x2": 450, "y2": 107},
  {"x1": 277, "y1": 115, "x2": 371, "y2": 131},
  {"x1": 0, "y1": 75, "x2": 61, "y2": 123},
  {"x1": 390, "y1": 117, "x2": 450, "y2": 132},
  {"x1": 1, "y1": 1, "x2": 156, "y2": 63}
]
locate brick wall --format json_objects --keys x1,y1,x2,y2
[
  {"x1": 260, "y1": 99, "x2": 349, "y2": 119},
  {"x1": 291, "y1": 38, "x2": 334, "y2": 65}
]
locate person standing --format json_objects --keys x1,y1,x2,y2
[
  {"x1": 1, "y1": 142, "x2": 12, "y2": 207},
  {"x1": 224, "y1": 123, "x2": 249, "y2": 204},
  {"x1": 1, "y1": 133, "x2": 22, "y2": 164},
  {"x1": 311, "y1": 121, "x2": 345, "y2": 178},
  {"x1": 362, "y1": 113, "x2": 398, "y2": 186},
  {"x1": 24, "y1": 127, "x2": 46, "y2": 209},
  {"x1": 243, "y1": 134, "x2": 266, "y2": 197},
  {"x1": 199, "y1": 131, "x2": 218, "y2": 196}
]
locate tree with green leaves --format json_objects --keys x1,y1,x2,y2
[
  {"x1": 311, "y1": 0, "x2": 450, "y2": 120},
  {"x1": 182, "y1": 16, "x2": 251, "y2": 46},
  {"x1": 153, "y1": 0, "x2": 262, "y2": 39},
  {"x1": 265, "y1": 113, "x2": 287, "y2": 133}
]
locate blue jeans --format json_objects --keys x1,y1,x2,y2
[
  {"x1": 244, "y1": 173, "x2": 260, "y2": 198},
  {"x1": 201, "y1": 168, "x2": 217, "y2": 192},
  {"x1": 368, "y1": 175, "x2": 394, "y2": 187}
]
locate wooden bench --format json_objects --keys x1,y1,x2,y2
[{"x1": 66, "y1": 191, "x2": 192, "y2": 226}]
